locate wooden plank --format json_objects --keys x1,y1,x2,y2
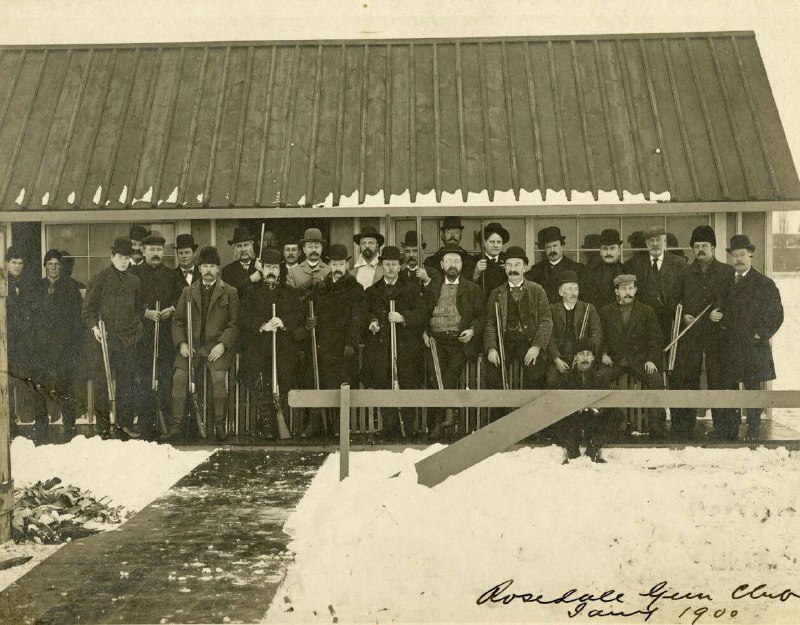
[
  {"x1": 0, "y1": 235, "x2": 12, "y2": 542},
  {"x1": 175, "y1": 48, "x2": 210, "y2": 206},
  {"x1": 0, "y1": 51, "x2": 25, "y2": 137},
  {"x1": 229, "y1": 46, "x2": 254, "y2": 206},
  {"x1": 455, "y1": 43, "x2": 468, "y2": 201},
  {"x1": 476, "y1": 43, "x2": 495, "y2": 201},
  {"x1": 408, "y1": 44, "x2": 417, "y2": 202},
  {"x1": 523, "y1": 42, "x2": 546, "y2": 196},
  {"x1": 254, "y1": 46, "x2": 277, "y2": 206},
  {"x1": 546, "y1": 42, "x2": 570, "y2": 200},
  {"x1": 500, "y1": 42, "x2": 520, "y2": 200},
  {"x1": 415, "y1": 390, "x2": 613, "y2": 487},
  {"x1": 383, "y1": 44, "x2": 393, "y2": 205},
  {"x1": 200, "y1": 46, "x2": 231, "y2": 207},
  {"x1": 289, "y1": 389, "x2": 800, "y2": 409},
  {"x1": 279, "y1": 45, "x2": 302, "y2": 206},
  {"x1": 306, "y1": 44, "x2": 324, "y2": 206},
  {"x1": 432, "y1": 43, "x2": 442, "y2": 202},
  {"x1": 340, "y1": 384, "x2": 350, "y2": 481},
  {"x1": 592, "y1": 41, "x2": 623, "y2": 200},
  {"x1": 332, "y1": 45, "x2": 347, "y2": 206},
  {"x1": 570, "y1": 41, "x2": 596, "y2": 198},
  {"x1": 614, "y1": 40, "x2": 649, "y2": 197},
  {"x1": 357, "y1": 44, "x2": 369, "y2": 204},
  {"x1": 638, "y1": 39, "x2": 674, "y2": 197}
]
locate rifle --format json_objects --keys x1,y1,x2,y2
[
  {"x1": 667, "y1": 303, "x2": 683, "y2": 371},
  {"x1": 308, "y1": 299, "x2": 326, "y2": 436},
  {"x1": 429, "y1": 336, "x2": 444, "y2": 390},
  {"x1": 663, "y1": 303, "x2": 712, "y2": 355},
  {"x1": 271, "y1": 303, "x2": 292, "y2": 439},
  {"x1": 494, "y1": 300, "x2": 509, "y2": 390},
  {"x1": 152, "y1": 301, "x2": 168, "y2": 435},
  {"x1": 389, "y1": 300, "x2": 406, "y2": 438},
  {"x1": 186, "y1": 299, "x2": 207, "y2": 438},
  {"x1": 578, "y1": 303, "x2": 590, "y2": 338},
  {"x1": 97, "y1": 316, "x2": 115, "y2": 427}
]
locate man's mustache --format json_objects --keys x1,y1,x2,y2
[
  {"x1": 333, "y1": 270, "x2": 344, "y2": 278},
  {"x1": 507, "y1": 270, "x2": 521, "y2": 276}
]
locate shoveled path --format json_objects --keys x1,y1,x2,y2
[{"x1": 0, "y1": 449, "x2": 326, "y2": 624}]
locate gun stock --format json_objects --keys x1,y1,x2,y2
[
  {"x1": 187, "y1": 299, "x2": 206, "y2": 438},
  {"x1": 271, "y1": 303, "x2": 291, "y2": 439}
]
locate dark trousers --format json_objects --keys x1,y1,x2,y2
[
  {"x1": 554, "y1": 408, "x2": 626, "y2": 451},
  {"x1": 672, "y1": 334, "x2": 726, "y2": 438},
  {"x1": 90, "y1": 342, "x2": 138, "y2": 432},
  {"x1": 487, "y1": 339, "x2": 547, "y2": 390},
  {"x1": 172, "y1": 356, "x2": 228, "y2": 432},
  {"x1": 718, "y1": 378, "x2": 763, "y2": 440},
  {"x1": 427, "y1": 332, "x2": 467, "y2": 426},
  {"x1": 139, "y1": 346, "x2": 173, "y2": 436},
  {"x1": 33, "y1": 364, "x2": 79, "y2": 435},
  {"x1": 598, "y1": 363, "x2": 667, "y2": 437}
]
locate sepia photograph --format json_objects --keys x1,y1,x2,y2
[{"x1": 0, "y1": 1, "x2": 798, "y2": 623}]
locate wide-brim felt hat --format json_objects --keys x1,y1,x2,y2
[
  {"x1": 176, "y1": 233, "x2": 198, "y2": 251},
  {"x1": 440, "y1": 216, "x2": 464, "y2": 231},
  {"x1": 300, "y1": 227, "x2": 325, "y2": 245},
  {"x1": 537, "y1": 226, "x2": 565, "y2": 247},
  {"x1": 435, "y1": 243, "x2": 469, "y2": 262},
  {"x1": 726, "y1": 234, "x2": 756, "y2": 254},
  {"x1": 353, "y1": 225, "x2": 385, "y2": 246},
  {"x1": 378, "y1": 245, "x2": 403, "y2": 262},
  {"x1": 504, "y1": 245, "x2": 529, "y2": 265},
  {"x1": 111, "y1": 237, "x2": 135, "y2": 256},
  {"x1": 227, "y1": 226, "x2": 256, "y2": 246},
  {"x1": 484, "y1": 222, "x2": 510, "y2": 244},
  {"x1": 327, "y1": 243, "x2": 350, "y2": 261},
  {"x1": 599, "y1": 229, "x2": 624, "y2": 246}
]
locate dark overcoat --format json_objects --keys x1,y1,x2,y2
[
  {"x1": 238, "y1": 282, "x2": 303, "y2": 392},
  {"x1": 474, "y1": 252, "x2": 508, "y2": 305},
  {"x1": 599, "y1": 300, "x2": 662, "y2": 370},
  {"x1": 524, "y1": 256, "x2": 586, "y2": 304},
  {"x1": 7, "y1": 275, "x2": 37, "y2": 372},
  {"x1": 424, "y1": 276, "x2": 485, "y2": 360},
  {"x1": 34, "y1": 276, "x2": 84, "y2": 377},
  {"x1": 172, "y1": 280, "x2": 239, "y2": 370},
  {"x1": 82, "y1": 265, "x2": 144, "y2": 351},
  {"x1": 546, "y1": 300, "x2": 603, "y2": 361},
  {"x1": 720, "y1": 268, "x2": 783, "y2": 383},
  {"x1": 581, "y1": 260, "x2": 626, "y2": 310},
  {"x1": 625, "y1": 252, "x2": 687, "y2": 340},
  {"x1": 221, "y1": 260, "x2": 258, "y2": 293},
  {"x1": 674, "y1": 257, "x2": 734, "y2": 343},
  {"x1": 362, "y1": 278, "x2": 426, "y2": 388},
  {"x1": 175, "y1": 265, "x2": 202, "y2": 286},
  {"x1": 483, "y1": 280, "x2": 553, "y2": 352},
  {"x1": 137, "y1": 263, "x2": 185, "y2": 355}
]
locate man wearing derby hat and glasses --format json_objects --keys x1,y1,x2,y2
[
  {"x1": 581, "y1": 229, "x2": 627, "y2": 310},
  {"x1": 716, "y1": 234, "x2": 783, "y2": 442},
  {"x1": 287, "y1": 227, "x2": 330, "y2": 292},
  {"x1": 525, "y1": 226, "x2": 585, "y2": 304},
  {"x1": 349, "y1": 225, "x2": 385, "y2": 289},
  {"x1": 671, "y1": 225, "x2": 734, "y2": 441},
  {"x1": 82, "y1": 236, "x2": 145, "y2": 438},
  {"x1": 175, "y1": 234, "x2": 201, "y2": 286},
  {"x1": 221, "y1": 226, "x2": 262, "y2": 292}
]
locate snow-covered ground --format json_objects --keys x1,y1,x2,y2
[
  {"x1": 267, "y1": 446, "x2": 800, "y2": 624},
  {"x1": 0, "y1": 436, "x2": 212, "y2": 592},
  {"x1": 771, "y1": 275, "x2": 799, "y2": 432}
]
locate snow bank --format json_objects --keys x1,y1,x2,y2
[
  {"x1": 267, "y1": 446, "x2": 800, "y2": 624},
  {"x1": 11, "y1": 436, "x2": 212, "y2": 512}
]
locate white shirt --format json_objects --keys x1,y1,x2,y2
[
  {"x1": 444, "y1": 277, "x2": 460, "y2": 285},
  {"x1": 549, "y1": 257, "x2": 563, "y2": 267},
  {"x1": 354, "y1": 255, "x2": 379, "y2": 289},
  {"x1": 563, "y1": 301, "x2": 577, "y2": 311},
  {"x1": 182, "y1": 266, "x2": 196, "y2": 285},
  {"x1": 650, "y1": 254, "x2": 664, "y2": 270}
]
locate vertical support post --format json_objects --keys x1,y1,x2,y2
[
  {"x1": 339, "y1": 383, "x2": 350, "y2": 481},
  {"x1": 0, "y1": 232, "x2": 13, "y2": 542}
]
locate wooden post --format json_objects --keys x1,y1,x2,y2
[
  {"x1": 339, "y1": 383, "x2": 350, "y2": 481},
  {"x1": 0, "y1": 232, "x2": 13, "y2": 542}
]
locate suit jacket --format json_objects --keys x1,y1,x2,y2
[
  {"x1": 474, "y1": 252, "x2": 508, "y2": 305},
  {"x1": 311, "y1": 273, "x2": 366, "y2": 365},
  {"x1": 720, "y1": 268, "x2": 783, "y2": 383},
  {"x1": 287, "y1": 259, "x2": 331, "y2": 294},
  {"x1": 581, "y1": 260, "x2": 626, "y2": 310},
  {"x1": 348, "y1": 256, "x2": 384, "y2": 288},
  {"x1": 483, "y1": 279, "x2": 553, "y2": 352},
  {"x1": 524, "y1": 256, "x2": 586, "y2": 304},
  {"x1": 137, "y1": 263, "x2": 186, "y2": 353},
  {"x1": 675, "y1": 258, "x2": 734, "y2": 343},
  {"x1": 599, "y1": 299, "x2": 662, "y2": 370},
  {"x1": 221, "y1": 260, "x2": 258, "y2": 293},
  {"x1": 172, "y1": 280, "x2": 239, "y2": 369},
  {"x1": 175, "y1": 265, "x2": 202, "y2": 286},
  {"x1": 424, "y1": 276, "x2": 485, "y2": 360},
  {"x1": 362, "y1": 278, "x2": 426, "y2": 388},
  {"x1": 546, "y1": 300, "x2": 603, "y2": 361},
  {"x1": 625, "y1": 252, "x2": 687, "y2": 339},
  {"x1": 82, "y1": 265, "x2": 144, "y2": 351},
  {"x1": 424, "y1": 245, "x2": 478, "y2": 284}
]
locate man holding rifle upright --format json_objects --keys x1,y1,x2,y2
[
  {"x1": 483, "y1": 246, "x2": 552, "y2": 411},
  {"x1": 672, "y1": 226, "x2": 734, "y2": 442},
  {"x1": 82, "y1": 237, "x2": 144, "y2": 439},
  {"x1": 170, "y1": 246, "x2": 239, "y2": 442}
]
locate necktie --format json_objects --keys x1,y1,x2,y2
[
  {"x1": 652, "y1": 258, "x2": 659, "y2": 273},
  {"x1": 510, "y1": 286, "x2": 522, "y2": 302},
  {"x1": 735, "y1": 273, "x2": 742, "y2": 284}
]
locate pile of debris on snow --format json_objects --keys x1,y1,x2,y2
[{"x1": 12, "y1": 477, "x2": 129, "y2": 544}]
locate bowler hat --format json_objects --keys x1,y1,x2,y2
[
  {"x1": 378, "y1": 246, "x2": 403, "y2": 263},
  {"x1": 581, "y1": 234, "x2": 601, "y2": 250},
  {"x1": 556, "y1": 270, "x2": 579, "y2": 287},
  {"x1": 440, "y1": 216, "x2": 464, "y2": 231},
  {"x1": 176, "y1": 233, "x2": 198, "y2": 251},
  {"x1": 327, "y1": 243, "x2": 350, "y2": 262},
  {"x1": 690, "y1": 225, "x2": 716, "y2": 248},
  {"x1": 260, "y1": 248, "x2": 283, "y2": 265},
  {"x1": 726, "y1": 234, "x2": 756, "y2": 254},
  {"x1": 613, "y1": 274, "x2": 637, "y2": 287},
  {"x1": 141, "y1": 232, "x2": 166, "y2": 246},
  {"x1": 504, "y1": 245, "x2": 529, "y2": 265},
  {"x1": 644, "y1": 225, "x2": 666, "y2": 239},
  {"x1": 353, "y1": 225, "x2": 385, "y2": 246},
  {"x1": 599, "y1": 229, "x2": 624, "y2": 246},
  {"x1": 484, "y1": 222, "x2": 510, "y2": 244},
  {"x1": 111, "y1": 237, "x2": 135, "y2": 256},
  {"x1": 129, "y1": 225, "x2": 150, "y2": 242},
  {"x1": 197, "y1": 246, "x2": 221, "y2": 266},
  {"x1": 437, "y1": 242, "x2": 469, "y2": 262},
  {"x1": 537, "y1": 226, "x2": 565, "y2": 248},
  {"x1": 300, "y1": 227, "x2": 325, "y2": 245},
  {"x1": 43, "y1": 249, "x2": 63, "y2": 265},
  {"x1": 574, "y1": 337, "x2": 595, "y2": 354},
  {"x1": 227, "y1": 226, "x2": 255, "y2": 246},
  {"x1": 401, "y1": 230, "x2": 426, "y2": 248}
]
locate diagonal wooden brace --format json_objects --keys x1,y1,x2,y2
[{"x1": 415, "y1": 389, "x2": 614, "y2": 488}]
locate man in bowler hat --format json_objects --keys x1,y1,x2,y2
[
  {"x1": 221, "y1": 226, "x2": 262, "y2": 292},
  {"x1": 525, "y1": 226, "x2": 585, "y2": 304},
  {"x1": 287, "y1": 227, "x2": 330, "y2": 292},
  {"x1": 399, "y1": 230, "x2": 428, "y2": 290},
  {"x1": 581, "y1": 229, "x2": 627, "y2": 310},
  {"x1": 128, "y1": 224, "x2": 150, "y2": 273},
  {"x1": 175, "y1": 233, "x2": 201, "y2": 286},
  {"x1": 717, "y1": 234, "x2": 783, "y2": 441},
  {"x1": 423, "y1": 216, "x2": 477, "y2": 283},
  {"x1": 473, "y1": 222, "x2": 510, "y2": 306}
]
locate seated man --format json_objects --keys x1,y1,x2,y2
[
  {"x1": 598, "y1": 274, "x2": 667, "y2": 439},
  {"x1": 545, "y1": 270, "x2": 602, "y2": 389},
  {"x1": 553, "y1": 338, "x2": 625, "y2": 463},
  {"x1": 170, "y1": 246, "x2": 239, "y2": 441}
]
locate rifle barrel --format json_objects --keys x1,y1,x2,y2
[{"x1": 495, "y1": 300, "x2": 508, "y2": 390}]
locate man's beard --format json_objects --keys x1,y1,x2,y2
[
  {"x1": 445, "y1": 267, "x2": 460, "y2": 280},
  {"x1": 362, "y1": 248, "x2": 375, "y2": 260}
]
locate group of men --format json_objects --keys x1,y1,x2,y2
[{"x1": 5, "y1": 216, "x2": 783, "y2": 459}]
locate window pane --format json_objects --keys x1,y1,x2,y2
[
  {"x1": 741, "y1": 212, "x2": 766, "y2": 272},
  {"x1": 65, "y1": 256, "x2": 89, "y2": 287},
  {"x1": 191, "y1": 221, "x2": 212, "y2": 249},
  {"x1": 89, "y1": 223, "x2": 127, "y2": 256},
  {"x1": 89, "y1": 256, "x2": 110, "y2": 278},
  {"x1": 666, "y1": 214, "x2": 711, "y2": 250},
  {"x1": 46, "y1": 224, "x2": 88, "y2": 255}
]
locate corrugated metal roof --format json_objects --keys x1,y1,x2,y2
[{"x1": 1, "y1": 32, "x2": 798, "y2": 212}]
